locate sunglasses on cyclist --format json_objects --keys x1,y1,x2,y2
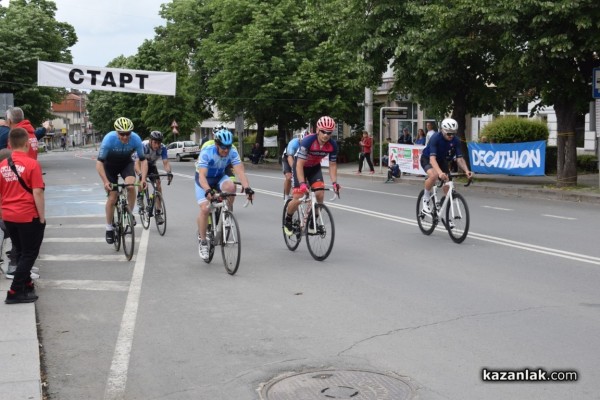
[
  {"x1": 117, "y1": 131, "x2": 132, "y2": 137},
  {"x1": 320, "y1": 130, "x2": 334, "y2": 135},
  {"x1": 217, "y1": 144, "x2": 232, "y2": 151}
]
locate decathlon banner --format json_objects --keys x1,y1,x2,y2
[
  {"x1": 37, "y1": 61, "x2": 177, "y2": 96},
  {"x1": 389, "y1": 143, "x2": 426, "y2": 175},
  {"x1": 468, "y1": 141, "x2": 546, "y2": 176}
]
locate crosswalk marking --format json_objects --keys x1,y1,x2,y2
[
  {"x1": 46, "y1": 224, "x2": 106, "y2": 229},
  {"x1": 39, "y1": 280, "x2": 129, "y2": 292},
  {"x1": 44, "y1": 238, "x2": 106, "y2": 243},
  {"x1": 38, "y1": 254, "x2": 131, "y2": 262}
]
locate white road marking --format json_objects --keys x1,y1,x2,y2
[
  {"x1": 38, "y1": 254, "x2": 129, "y2": 262},
  {"x1": 46, "y1": 224, "x2": 105, "y2": 229},
  {"x1": 43, "y1": 238, "x2": 106, "y2": 243},
  {"x1": 482, "y1": 205, "x2": 513, "y2": 211},
  {"x1": 40, "y1": 280, "x2": 129, "y2": 292},
  {"x1": 542, "y1": 214, "x2": 577, "y2": 220},
  {"x1": 104, "y1": 228, "x2": 149, "y2": 400}
]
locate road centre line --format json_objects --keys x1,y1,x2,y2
[
  {"x1": 542, "y1": 214, "x2": 577, "y2": 220},
  {"x1": 152, "y1": 172, "x2": 600, "y2": 265},
  {"x1": 482, "y1": 205, "x2": 513, "y2": 211}
]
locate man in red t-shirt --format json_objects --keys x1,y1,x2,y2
[
  {"x1": 0, "y1": 128, "x2": 45, "y2": 304},
  {"x1": 357, "y1": 130, "x2": 375, "y2": 174},
  {"x1": 5, "y1": 107, "x2": 38, "y2": 160}
]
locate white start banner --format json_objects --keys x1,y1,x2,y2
[{"x1": 37, "y1": 61, "x2": 177, "y2": 96}]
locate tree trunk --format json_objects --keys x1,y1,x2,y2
[
  {"x1": 554, "y1": 100, "x2": 578, "y2": 187},
  {"x1": 452, "y1": 95, "x2": 470, "y2": 169},
  {"x1": 256, "y1": 118, "x2": 265, "y2": 152},
  {"x1": 277, "y1": 121, "x2": 288, "y2": 165}
]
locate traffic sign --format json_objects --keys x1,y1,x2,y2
[
  {"x1": 171, "y1": 120, "x2": 178, "y2": 128},
  {"x1": 593, "y1": 68, "x2": 600, "y2": 99}
]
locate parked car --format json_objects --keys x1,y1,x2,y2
[{"x1": 166, "y1": 141, "x2": 200, "y2": 161}]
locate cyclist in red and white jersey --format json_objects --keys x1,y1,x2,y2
[{"x1": 283, "y1": 116, "x2": 340, "y2": 236}]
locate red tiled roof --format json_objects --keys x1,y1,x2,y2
[{"x1": 52, "y1": 93, "x2": 86, "y2": 113}]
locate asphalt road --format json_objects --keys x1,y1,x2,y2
[{"x1": 37, "y1": 150, "x2": 600, "y2": 400}]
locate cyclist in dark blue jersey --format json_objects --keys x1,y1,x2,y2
[
  {"x1": 283, "y1": 116, "x2": 340, "y2": 236},
  {"x1": 96, "y1": 117, "x2": 148, "y2": 244},
  {"x1": 420, "y1": 118, "x2": 472, "y2": 214}
]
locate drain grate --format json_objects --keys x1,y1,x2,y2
[{"x1": 261, "y1": 369, "x2": 413, "y2": 399}]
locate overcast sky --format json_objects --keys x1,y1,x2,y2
[{"x1": 52, "y1": 0, "x2": 167, "y2": 67}]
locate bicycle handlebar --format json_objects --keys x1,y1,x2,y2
[{"x1": 146, "y1": 173, "x2": 173, "y2": 185}]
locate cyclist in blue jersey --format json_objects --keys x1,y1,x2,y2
[
  {"x1": 420, "y1": 118, "x2": 472, "y2": 214},
  {"x1": 96, "y1": 117, "x2": 148, "y2": 244},
  {"x1": 281, "y1": 130, "x2": 310, "y2": 201},
  {"x1": 283, "y1": 116, "x2": 340, "y2": 236},
  {"x1": 134, "y1": 130, "x2": 173, "y2": 225},
  {"x1": 195, "y1": 129, "x2": 254, "y2": 260}
]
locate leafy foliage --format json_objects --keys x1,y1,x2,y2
[
  {"x1": 480, "y1": 117, "x2": 549, "y2": 143},
  {"x1": 0, "y1": 0, "x2": 76, "y2": 124}
]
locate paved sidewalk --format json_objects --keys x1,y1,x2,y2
[
  {"x1": 0, "y1": 160, "x2": 597, "y2": 400},
  {"x1": 0, "y1": 272, "x2": 42, "y2": 400}
]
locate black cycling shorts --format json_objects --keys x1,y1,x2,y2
[{"x1": 104, "y1": 160, "x2": 136, "y2": 189}]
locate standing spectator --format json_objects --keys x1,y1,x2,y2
[
  {"x1": 357, "y1": 131, "x2": 374, "y2": 174},
  {"x1": 385, "y1": 160, "x2": 401, "y2": 183},
  {"x1": 5, "y1": 107, "x2": 38, "y2": 160},
  {"x1": 61, "y1": 135, "x2": 66, "y2": 151},
  {"x1": 249, "y1": 142, "x2": 262, "y2": 164},
  {"x1": 0, "y1": 119, "x2": 10, "y2": 150},
  {"x1": 415, "y1": 129, "x2": 426, "y2": 145},
  {"x1": 425, "y1": 121, "x2": 437, "y2": 146},
  {"x1": 398, "y1": 128, "x2": 413, "y2": 144},
  {"x1": 1, "y1": 128, "x2": 46, "y2": 304}
]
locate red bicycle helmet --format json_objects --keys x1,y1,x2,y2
[{"x1": 316, "y1": 116, "x2": 336, "y2": 132}]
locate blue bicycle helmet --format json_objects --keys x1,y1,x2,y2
[{"x1": 214, "y1": 129, "x2": 233, "y2": 146}]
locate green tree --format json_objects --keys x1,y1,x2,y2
[
  {"x1": 0, "y1": 0, "x2": 76, "y2": 124},
  {"x1": 490, "y1": 0, "x2": 600, "y2": 186}
]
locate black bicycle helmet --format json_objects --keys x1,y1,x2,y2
[{"x1": 149, "y1": 130, "x2": 164, "y2": 142}]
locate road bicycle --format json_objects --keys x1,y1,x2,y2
[
  {"x1": 201, "y1": 192, "x2": 250, "y2": 275},
  {"x1": 282, "y1": 186, "x2": 338, "y2": 261},
  {"x1": 138, "y1": 173, "x2": 171, "y2": 236},
  {"x1": 416, "y1": 172, "x2": 472, "y2": 243},
  {"x1": 111, "y1": 182, "x2": 139, "y2": 261}
]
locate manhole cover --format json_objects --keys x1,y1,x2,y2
[{"x1": 261, "y1": 369, "x2": 413, "y2": 399}]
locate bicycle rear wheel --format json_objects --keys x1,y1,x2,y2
[
  {"x1": 306, "y1": 203, "x2": 335, "y2": 261},
  {"x1": 112, "y1": 206, "x2": 122, "y2": 252},
  {"x1": 221, "y1": 210, "x2": 241, "y2": 275},
  {"x1": 139, "y1": 192, "x2": 151, "y2": 230},
  {"x1": 154, "y1": 191, "x2": 167, "y2": 236},
  {"x1": 444, "y1": 192, "x2": 470, "y2": 243},
  {"x1": 282, "y1": 199, "x2": 301, "y2": 251},
  {"x1": 416, "y1": 190, "x2": 437, "y2": 235},
  {"x1": 122, "y1": 208, "x2": 136, "y2": 261}
]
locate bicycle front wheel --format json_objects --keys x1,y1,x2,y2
[
  {"x1": 122, "y1": 209, "x2": 136, "y2": 261},
  {"x1": 221, "y1": 211, "x2": 241, "y2": 275},
  {"x1": 112, "y1": 206, "x2": 122, "y2": 252},
  {"x1": 416, "y1": 190, "x2": 437, "y2": 235},
  {"x1": 445, "y1": 192, "x2": 470, "y2": 243},
  {"x1": 139, "y1": 192, "x2": 150, "y2": 230},
  {"x1": 306, "y1": 203, "x2": 335, "y2": 261},
  {"x1": 154, "y1": 191, "x2": 167, "y2": 236},
  {"x1": 282, "y1": 199, "x2": 301, "y2": 251}
]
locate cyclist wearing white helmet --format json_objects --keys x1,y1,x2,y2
[
  {"x1": 283, "y1": 116, "x2": 340, "y2": 236},
  {"x1": 134, "y1": 130, "x2": 173, "y2": 225},
  {"x1": 96, "y1": 117, "x2": 148, "y2": 244},
  {"x1": 195, "y1": 128, "x2": 254, "y2": 260},
  {"x1": 420, "y1": 118, "x2": 472, "y2": 214}
]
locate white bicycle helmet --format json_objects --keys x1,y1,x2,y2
[{"x1": 440, "y1": 118, "x2": 458, "y2": 134}]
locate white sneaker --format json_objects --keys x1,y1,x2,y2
[
  {"x1": 30, "y1": 272, "x2": 40, "y2": 280},
  {"x1": 198, "y1": 239, "x2": 210, "y2": 260},
  {"x1": 421, "y1": 198, "x2": 431, "y2": 214},
  {"x1": 31, "y1": 267, "x2": 39, "y2": 273}
]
